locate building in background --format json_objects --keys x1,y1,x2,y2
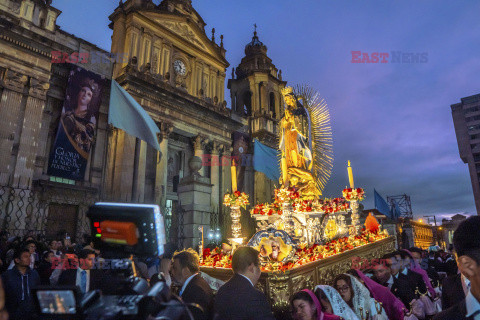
[
  {"x1": 0, "y1": 0, "x2": 286, "y2": 248},
  {"x1": 439, "y1": 214, "x2": 468, "y2": 249},
  {"x1": 451, "y1": 94, "x2": 480, "y2": 214},
  {"x1": 0, "y1": 0, "x2": 114, "y2": 240},
  {"x1": 400, "y1": 218, "x2": 434, "y2": 250}
]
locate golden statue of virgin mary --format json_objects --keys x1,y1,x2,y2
[{"x1": 279, "y1": 87, "x2": 320, "y2": 198}]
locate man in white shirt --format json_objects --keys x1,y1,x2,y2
[
  {"x1": 58, "y1": 249, "x2": 96, "y2": 294},
  {"x1": 170, "y1": 249, "x2": 212, "y2": 320},
  {"x1": 214, "y1": 246, "x2": 275, "y2": 320}
]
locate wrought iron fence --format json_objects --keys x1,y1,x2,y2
[{"x1": 0, "y1": 181, "x2": 186, "y2": 247}]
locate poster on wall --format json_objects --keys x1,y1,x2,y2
[{"x1": 47, "y1": 66, "x2": 107, "y2": 180}]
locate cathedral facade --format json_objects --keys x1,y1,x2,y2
[{"x1": 0, "y1": 0, "x2": 286, "y2": 248}]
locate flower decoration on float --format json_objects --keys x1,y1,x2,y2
[
  {"x1": 274, "y1": 187, "x2": 300, "y2": 204},
  {"x1": 250, "y1": 194, "x2": 350, "y2": 215},
  {"x1": 200, "y1": 229, "x2": 388, "y2": 271},
  {"x1": 342, "y1": 187, "x2": 365, "y2": 201},
  {"x1": 321, "y1": 197, "x2": 350, "y2": 213},
  {"x1": 251, "y1": 202, "x2": 282, "y2": 216},
  {"x1": 223, "y1": 190, "x2": 249, "y2": 209}
]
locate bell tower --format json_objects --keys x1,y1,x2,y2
[
  {"x1": 228, "y1": 26, "x2": 287, "y2": 206},
  {"x1": 228, "y1": 26, "x2": 286, "y2": 147}
]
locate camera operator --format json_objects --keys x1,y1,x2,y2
[{"x1": 170, "y1": 249, "x2": 213, "y2": 320}]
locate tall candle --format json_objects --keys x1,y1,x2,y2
[
  {"x1": 347, "y1": 160, "x2": 354, "y2": 188},
  {"x1": 281, "y1": 158, "x2": 288, "y2": 185},
  {"x1": 231, "y1": 159, "x2": 237, "y2": 192}
]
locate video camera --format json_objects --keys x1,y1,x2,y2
[{"x1": 33, "y1": 203, "x2": 198, "y2": 320}]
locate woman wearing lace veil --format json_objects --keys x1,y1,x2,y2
[
  {"x1": 314, "y1": 285, "x2": 359, "y2": 320},
  {"x1": 338, "y1": 274, "x2": 388, "y2": 320}
]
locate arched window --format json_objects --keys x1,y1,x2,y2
[
  {"x1": 243, "y1": 91, "x2": 252, "y2": 116},
  {"x1": 269, "y1": 92, "x2": 276, "y2": 118}
]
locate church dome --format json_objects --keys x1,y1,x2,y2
[{"x1": 245, "y1": 30, "x2": 267, "y2": 55}]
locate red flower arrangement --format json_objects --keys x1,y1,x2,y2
[
  {"x1": 199, "y1": 230, "x2": 388, "y2": 271},
  {"x1": 223, "y1": 190, "x2": 249, "y2": 209},
  {"x1": 342, "y1": 188, "x2": 365, "y2": 201},
  {"x1": 275, "y1": 187, "x2": 299, "y2": 204},
  {"x1": 251, "y1": 202, "x2": 282, "y2": 216},
  {"x1": 320, "y1": 198, "x2": 350, "y2": 213}
]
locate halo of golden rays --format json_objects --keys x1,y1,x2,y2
[{"x1": 277, "y1": 84, "x2": 333, "y2": 194}]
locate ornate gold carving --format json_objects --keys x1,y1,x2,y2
[
  {"x1": 292, "y1": 271, "x2": 315, "y2": 292},
  {"x1": 201, "y1": 237, "x2": 396, "y2": 315},
  {"x1": 268, "y1": 274, "x2": 290, "y2": 309}
]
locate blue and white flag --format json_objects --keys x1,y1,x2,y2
[
  {"x1": 374, "y1": 189, "x2": 393, "y2": 219},
  {"x1": 109, "y1": 80, "x2": 160, "y2": 150},
  {"x1": 253, "y1": 139, "x2": 281, "y2": 182}
]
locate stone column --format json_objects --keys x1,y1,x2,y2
[
  {"x1": 113, "y1": 130, "x2": 136, "y2": 201},
  {"x1": 132, "y1": 139, "x2": 147, "y2": 202},
  {"x1": 193, "y1": 135, "x2": 207, "y2": 176},
  {"x1": 210, "y1": 141, "x2": 221, "y2": 213},
  {"x1": 0, "y1": 71, "x2": 28, "y2": 185},
  {"x1": 155, "y1": 122, "x2": 173, "y2": 207},
  {"x1": 177, "y1": 156, "x2": 212, "y2": 248},
  {"x1": 13, "y1": 78, "x2": 49, "y2": 188}
]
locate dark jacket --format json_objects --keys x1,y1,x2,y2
[
  {"x1": 214, "y1": 273, "x2": 275, "y2": 320},
  {"x1": 2, "y1": 266, "x2": 40, "y2": 320},
  {"x1": 391, "y1": 269, "x2": 427, "y2": 307},
  {"x1": 433, "y1": 299, "x2": 472, "y2": 320},
  {"x1": 37, "y1": 260, "x2": 53, "y2": 285},
  {"x1": 181, "y1": 274, "x2": 214, "y2": 320},
  {"x1": 57, "y1": 268, "x2": 107, "y2": 293},
  {"x1": 441, "y1": 273, "x2": 466, "y2": 310}
]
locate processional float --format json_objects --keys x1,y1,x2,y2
[{"x1": 200, "y1": 85, "x2": 394, "y2": 314}]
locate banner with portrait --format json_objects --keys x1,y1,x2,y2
[{"x1": 47, "y1": 66, "x2": 107, "y2": 180}]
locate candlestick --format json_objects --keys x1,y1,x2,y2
[
  {"x1": 347, "y1": 160, "x2": 354, "y2": 189},
  {"x1": 231, "y1": 159, "x2": 237, "y2": 192},
  {"x1": 198, "y1": 226, "x2": 204, "y2": 263}
]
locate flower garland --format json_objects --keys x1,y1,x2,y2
[
  {"x1": 251, "y1": 202, "x2": 282, "y2": 216},
  {"x1": 250, "y1": 195, "x2": 350, "y2": 215},
  {"x1": 274, "y1": 187, "x2": 300, "y2": 204},
  {"x1": 201, "y1": 247, "x2": 232, "y2": 269},
  {"x1": 342, "y1": 188, "x2": 365, "y2": 201},
  {"x1": 223, "y1": 190, "x2": 249, "y2": 209},
  {"x1": 200, "y1": 229, "x2": 388, "y2": 271},
  {"x1": 293, "y1": 199, "x2": 323, "y2": 212},
  {"x1": 321, "y1": 198, "x2": 350, "y2": 213}
]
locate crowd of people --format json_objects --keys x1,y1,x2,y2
[{"x1": 0, "y1": 215, "x2": 478, "y2": 320}]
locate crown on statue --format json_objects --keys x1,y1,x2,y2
[{"x1": 281, "y1": 86, "x2": 294, "y2": 98}]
